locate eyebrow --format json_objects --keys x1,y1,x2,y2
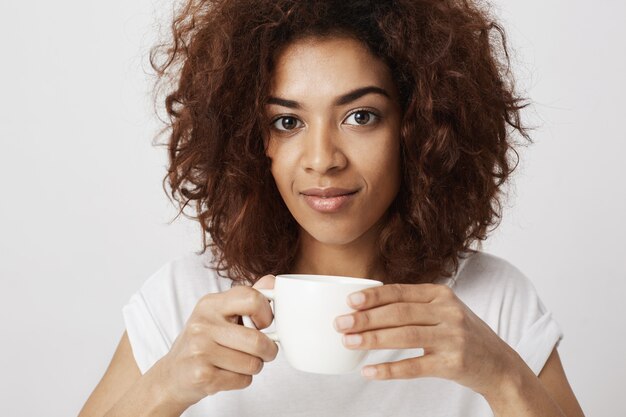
[{"x1": 266, "y1": 86, "x2": 391, "y2": 109}]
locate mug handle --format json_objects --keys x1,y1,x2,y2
[{"x1": 241, "y1": 288, "x2": 280, "y2": 343}]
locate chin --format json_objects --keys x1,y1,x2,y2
[{"x1": 300, "y1": 222, "x2": 368, "y2": 246}]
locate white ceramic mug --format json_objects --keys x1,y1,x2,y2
[{"x1": 242, "y1": 274, "x2": 383, "y2": 375}]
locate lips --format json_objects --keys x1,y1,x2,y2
[
  {"x1": 300, "y1": 187, "x2": 359, "y2": 198},
  {"x1": 300, "y1": 188, "x2": 359, "y2": 213}
]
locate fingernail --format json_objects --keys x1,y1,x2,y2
[
  {"x1": 334, "y1": 315, "x2": 354, "y2": 331},
  {"x1": 344, "y1": 334, "x2": 362, "y2": 346},
  {"x1": 349, "y1": 292, "x2": 365, "y2": 307},
  {"x1": 362, "y1": 367, "x2": 377, "y2": 378}
]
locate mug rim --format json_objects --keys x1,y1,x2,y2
[{"x1": 275, "y1": 274, "x2": 383, "y2": 286}]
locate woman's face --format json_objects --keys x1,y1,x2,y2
[{"x1": 264, "y1": 36, "x2": 402, "y2": 246}]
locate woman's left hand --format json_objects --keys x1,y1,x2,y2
[{"x1": 334, "y1": 283, "x2": 522, "y2": 397}]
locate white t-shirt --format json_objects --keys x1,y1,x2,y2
[{"x1": 122, "y1": 250, "x2": 563, "y2": 417}]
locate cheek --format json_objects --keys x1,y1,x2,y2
[
  {"x1": 358, "y1": 143, "x2": 400, "y2": 185},
  {"x1": 267, "y1": 145, "x2": 294, "y2": 193}
]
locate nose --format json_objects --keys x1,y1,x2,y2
[{"x1": 301, "y1": 121, "x2": 347, "y2": 174}]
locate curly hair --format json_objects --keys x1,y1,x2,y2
[{"x1": 149, "y1": 0, "x2": 531, "y2": 286}]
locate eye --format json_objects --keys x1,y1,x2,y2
[
  {"x1": 271, "y1": 116, "x2": 304, "y2": 132},
  {"x1": 344, "y1": 109, "x2": 380, "y2": 126}
]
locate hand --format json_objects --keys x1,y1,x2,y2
[
  {"x1": 333, "y1": 283, "x2": 521, "y2": 396},
  {"x1": 152, "y1": 275, "x2": 279, "y2": 409}
]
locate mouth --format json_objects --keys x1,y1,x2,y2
[
  {"x1": 300, "y1": 187, "x2": 361, "y2": 198},
  {"x1": 300, "y1": 190, "x2": 359, "y2": 213}
]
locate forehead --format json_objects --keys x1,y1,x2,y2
[{"x1": 268, "y1": 36, "x2": 396, "y2": 100}]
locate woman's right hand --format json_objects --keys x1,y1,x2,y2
[{"x1": 150, "y1": 274, "x2": 278, "y2": 409}]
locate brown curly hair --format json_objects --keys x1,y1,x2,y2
[{"x1": 149, "y1": 0, "x2": 531, "y2": 286}]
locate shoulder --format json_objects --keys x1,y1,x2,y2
[
  {"x1": 450, "y1": 251, "x2": 558, "y2": 347},
  {"x1": 135, "y1": 251, "x2": 236, "y2": 327},
  {"x1": 138, "y1": 250, "x2": 233, "y2": 300},
  {"x1": 450, "y1": 250, "x2": 537, "y2": 302}
]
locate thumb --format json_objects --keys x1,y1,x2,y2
[{"x1": 253, "y1": 274, "x2": 276, "y2": 290}]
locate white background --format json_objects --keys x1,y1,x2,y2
[{"x1": 0, "y1": 0, "x2": 624, "y2": 415}]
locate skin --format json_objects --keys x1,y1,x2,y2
[
  {"x1": 78, "y1": 35, "x2": 586, "y2": 417},
  {"x1": 264, "y1": 35, "x2": 402, "y2": 283}
]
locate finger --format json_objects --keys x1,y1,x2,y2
[
  {"x1": 347, "y1": 283, "x2": 449, "y2": 310},
  {"x1": 342, "y1": 325, "x2": 438, "y2": 350},
  {"x1": 208, "y1": 342, "x2": 266, "y2": 376},
  {"x1": 213, "y1": 322, "x2": 279, "y2": 362},
  {"x1": 334, "y1": 302, "x2": 440, "y2": 333},
  {"x1": 361, "y1": 354, "x2": 439, "y2": 380},
  {"x1": 253, "y1": 274, "x2": 276, "y2": 289},
  {"x1": 218, "y1": 286, "x2": 274, "y2": 329},
  {"x1": 248, "y1": 276, "x2": 276, "y2": 328}
]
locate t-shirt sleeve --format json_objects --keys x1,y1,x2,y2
[
  {"x1": 122, "y1": 263, "x2": 176, "y2": 375},
  {"x1": 498, "y1": 260, "x2": 564, "y2": 376},
  {"x1": 514, "y1": 304, "x2": 563, "y2": 375}
]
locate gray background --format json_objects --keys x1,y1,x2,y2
[{"x1": 1, "y1": 0, "x2": 624, "y2": 415}]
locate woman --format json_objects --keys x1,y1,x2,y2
[{"x1": 79, "y1": 0, "x2": 585, "y2": 416}]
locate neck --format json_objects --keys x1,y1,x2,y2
[{"x1": 291, "y1": 221, "x2": 387, "y2": 281}]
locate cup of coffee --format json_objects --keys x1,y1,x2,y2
[{"x1": 241, "y1": 274, "x2": 383, "y2": 375}]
